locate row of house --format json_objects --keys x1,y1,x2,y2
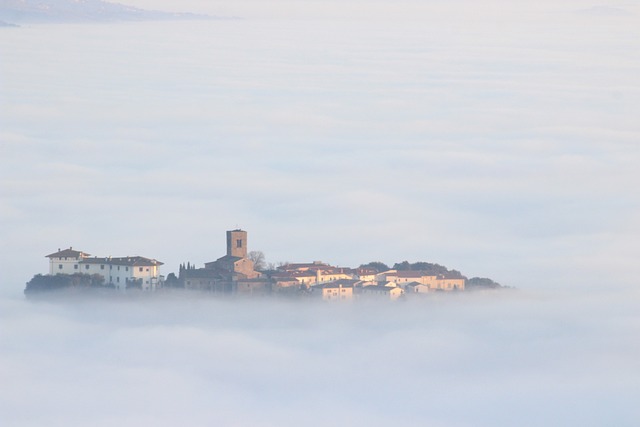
[
  {"x1": 272, "y1": 261, "x2": 465, "y2": 300},
  {"x1": 44, "y1": 229, "x2": 465, "y2": 299}
]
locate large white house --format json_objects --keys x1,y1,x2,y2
[{"x1": 46, "y1": 247, "x2": 164, "y2": 291}]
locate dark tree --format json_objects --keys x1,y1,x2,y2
[
  {"x1": 358, "y1": 261, "x2": 389, "y2": 272},
  {"x1": 24, "y1": 273, "x2": 108, "y2": 295},
  {"x1": 392, "y1": 261, "x2": 465, "y2": 278},
  {"x1": 248, "y1": 251, "x2": 266, "y2": 271},
  {"x1": 467, "y1": 277, "x2": 503, "y2": 289},
  {"x1": 393, "y1": 261, "x2": 413, "y2": 271},
  {"x1": 164, "y1": 272, "x2": 181, "y2": 288}
]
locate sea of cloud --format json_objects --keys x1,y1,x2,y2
[
  {"x1": 1, "y1": 7, "x2": 639, "y2": 423},
  {"x1": 1, "y1": 288, "x2": 639, "y2": 426}
]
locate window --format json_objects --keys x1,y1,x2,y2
[
  {"x1": 146, "y1": 268, "x2": 149, "y2": 272},
  {"x1": 58, "y1": 264, "x2": 63, "y2": 270},
  {"x1": 237, "y1": 239, "x2": 242, "y2": 248},
  {"x1": 139, "y1": 267, "x2": 143, "y2": 272},
  {"x1": 85, "y1": 265, "x2": 90, "y2": 270},
  {"x1": 117, "y1": 277, "x2": 120, "y2": 282},
  {"x1": 74, "y1": 265, "x2": 78, "y2": 270},
  {"x1": 117, "y1": 266, "x2": 120, "y2": 271},
  {"x1": 100, "y1": 265, "x2": 104, "y2": 270},
  {"x1": 126, "y1": 267, "x2": 129, "y2": 271},
  {"x1": 110, "y1": 265, "x2": 112, "y2": 270}
]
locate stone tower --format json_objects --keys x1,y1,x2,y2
[{"x1": 227, "y1": 229, "x2": 247, "y2": 259}]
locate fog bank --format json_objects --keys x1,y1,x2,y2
[{"x1": 1, "y1": 289, "x2": 639, "y2": 426}]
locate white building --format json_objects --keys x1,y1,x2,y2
[{"x1": 46, "y1": 247, "x2": 164, "y2": 291}]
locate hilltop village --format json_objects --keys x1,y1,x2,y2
[{"x1": 27, "y1": 229, "x2": 501, "y2": 299}]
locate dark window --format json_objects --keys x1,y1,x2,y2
[
  {"x1": 58, "y1": 264, "x2": 63, "y2": 269},
  {"x1": 139, "y1": 267, "x2": 143, "y2": 272},
  {"x1": 126, "y1": 267, "x2": 129, "y2": 271},
  {"x1": 117, "y1": 277, "x2": 120, "y2": 282},
  {"x1": 100, "y1": 265, "x2": 104, "y2": 270},
  {"x1": 146, "y1": 268, "x2": 149, "y2": 272},
  {"x1": 85, "y1": 265, "x2": 89, "y2": 270},
  {"x1": 74, "y1": 265, "x2": 78, "y2": 270},
  {"x1": 237, "y1": 239, "x2": 242, "y2": 248}
]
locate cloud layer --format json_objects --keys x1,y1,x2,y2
[{"x1": 1, "y1": 289, "x2": 639, "y2": 426}]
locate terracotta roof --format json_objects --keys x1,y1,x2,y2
[
  {"x1": 81, "y1": 256, "x2": 163, "y2": 267},
  {"x1": 210, "y1": 255, "x2": 243, "y2": 263},
  {"x1": 181, "y1": 268, "x2": 224, "y2": 279},
  {"x1": 432, "y1": 273, "x2": 465, "y2": 280},
  {"x1": 278, "y1": 262, "x2": 330, "y2": 271},
  {"x1": 46, "y1": 248, "x2": 89, "y2": 258},
  {"x1": 363, "y1": 285, "x2": 402, "y2": 293},
  {"x1": 323, "y1": 267, "x2": 354, "y2": 274},
  {"x1": 405, "y1": 281, "x2": 426, "y2": 287},
  {"x1": 292, "y1": 271, "x2": 316, "y2": 277},
  {"x1": 313, "y1": 279, "x2": 359, "y2": 289},
  {"x1": 270, "y1": 271, "x2": 296, "y2": 279},
  {"x1": 395, "y1": 271, "x2": 437, "y2": 278}
]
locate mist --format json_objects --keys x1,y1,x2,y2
[
  {"x1": 1, "y1": 2, "x2": 639, "y2": 424},
  {"x1": 1, "y1": 289, "x2": 638, "y2": 426}
]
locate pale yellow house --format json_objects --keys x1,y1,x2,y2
[
  {"x1": 405, "y1": 282, "x2": 430, "y2": 294},
  {"x1": 311, "y1": 279, "x2": 356, "y2": 301},
  {"x1": 432, "y1": 275, "x2": 465, "y2": 291},
  {"x1": 354, "y1": 268, "x2": 378, "y2": 282},
  {"x1": 380, "y1": 270, "x2": 465, "y2": 292},
  {"x1": 277, "y1": 262, "x2": 355, "y2": 286},
  {"x1": 361, "y1": 284, "x2": 404, "y2": 300}
]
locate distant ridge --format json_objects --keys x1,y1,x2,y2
[
  {"x1": 0, "y1": 19, "x2": 19, "y2": 27},
  {"x1": 0, "y1": 0, "x2": 220, "y2": 24}
]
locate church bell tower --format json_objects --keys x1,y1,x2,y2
[{"x1": 226, "y1": 229, "x2": 248, "y2": 259}]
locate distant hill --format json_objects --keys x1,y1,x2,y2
[
  {"x1": 0, "y1": 19, "x2": 19, "y2": 27},
  {"x1": 0, "y1": 0, "x2": 213, "y2": 25}
]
